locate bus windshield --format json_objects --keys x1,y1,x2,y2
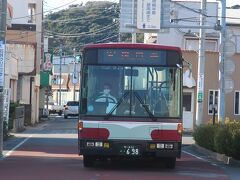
[{"x1": 80, "y1": 65, "x2": 181, "y2": 119}]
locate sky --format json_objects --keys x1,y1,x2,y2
[
  {"x1": 43, "y1": 0, "x2": 240, "y2": 14},
  {"x1": 43, "y1": 0, "x2": 240, "y2": 13},
  {"x1": 43, "y1": 0, "x2": 118, "y2": 12}
]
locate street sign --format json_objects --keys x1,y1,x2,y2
[
  {"x1": 44, "y1": 52, "x2": 53, "y2": 72},
  {"x1": 71, "y1": 73, "x2": 79, "y2": 85},
  {"x1": 0, "y1": 41, "x2": 5, "y2": 87},
  {"x1": 197, "y1": 92, "x2": 203, "y2": 102},
  {"x1": 137, "y1": 0, "x2": 161, "y2": 30},
  {"x1": 3, "y1": 89, "x2": 10, "y2": 126}
]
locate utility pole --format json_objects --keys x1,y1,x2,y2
[
  {"x1": 196, "y1": 0, "x2": 206, "y2": 126},
  {"x1": 218, "y1": 0, "x2": 226, "y2": 123},
  {"x1": 59, "y1": 44, "x2": 62, "y2": 105},
  {"x1": 73, "y1": 48, "x2": 76, "y2": 101},
  {"x1": 0, "y1": 0, "x2": 7, "y2": 157}
]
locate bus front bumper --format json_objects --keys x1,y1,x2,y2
[{"x1": 79, "y1": 139, "x2": 181, "y2": 158}]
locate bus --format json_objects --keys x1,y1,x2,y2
[{"x1": 78, "y1": 43, "x2": 183, "y2": 168}]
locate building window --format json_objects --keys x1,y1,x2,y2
[
  {"x1": 28, "y1": 3, "x2": 36, "y2": 23},
  {"x1": 234, "y1": 91, "x2": 240, "y2": 115},
  {"x1": 208, "y1": 90, "x2": 218, "y2": 115},
  {"x1": 52, "y1": 75, "x2": 63, "y2": 85},
  {"x1": 152, "y1": 0, "x2": 156, "y2": 15}
]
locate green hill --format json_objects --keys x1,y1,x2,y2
[{"x1": 44, "y1": 1, "x2": 120, "y2": 54}]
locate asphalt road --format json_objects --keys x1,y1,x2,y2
[{"x1": 0, "y1": 116, "x2": 238, "y2": 180}]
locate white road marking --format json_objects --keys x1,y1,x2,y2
[
  {"x1": 182, "y1": 150, "x2": 209, "y2": 162},
  {"x1": 3, "y1": 135, "x2": 33, "y2": 158}
]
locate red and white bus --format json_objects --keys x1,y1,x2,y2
[{"x1": 78, "y1": 43, "x2": 183, "y2": 168}]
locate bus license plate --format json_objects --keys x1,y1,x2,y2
[{"x1": 119, "y1": 145, "x2": 140, "y2": 156}]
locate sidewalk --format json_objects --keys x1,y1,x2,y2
[
  {"x1": 182, "y1": 134, "x2": 195, "y2": 145},
  {"x1": 182, "y1": 134, "x2": 240, "y2": 167}
]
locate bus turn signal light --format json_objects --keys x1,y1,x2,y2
[
  {"x1": 177, "y1": 123, "x2": 183, "y2": 134},
  {"x1": 78, "y1": 121, "x2": 83, "y2": 131}
]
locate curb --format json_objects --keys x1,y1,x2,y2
[{"x1": 191, "y1": 144, "x2": 240, "y2": 167}]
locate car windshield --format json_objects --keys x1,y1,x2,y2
[
  {"x1": 80, "y1": 65, "x2": 181, "y2": 119},
  {"x1": 67, "y1": 101, "x2": 79, "y2": 106}
]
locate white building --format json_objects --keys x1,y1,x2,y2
[{"x1": 51, "y1": 56, "x2": 81, "y2": 106}]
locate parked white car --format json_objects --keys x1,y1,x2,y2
[
  {"x1": 64, "y1": 101, "x2": 79, "y2": 118},
  {"x1": 48, "y1": 102, "x2": 64, "y2": 116}
]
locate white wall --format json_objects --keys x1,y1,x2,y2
[
  {"x1": 20, "y1": 76, "x2": 31, "y2": 104},
  {"x1": 5, "y1": 45, "x2": 18, "y2": 78},
  {"x1": 157, "y1": 28, "x2": 185, "y2": 47},
  {"x1": 156, "y1": 1, "x2": 219, "y2": 48},
  {"x1": 169, "y1": 1, "x2": 218, "y2": 34},
  {"x1": 6, "y1": 43, "x2": 36, "y2": 73},
  {"x1": 8, "y1": 0, "x2": 42, "y2": 25}
]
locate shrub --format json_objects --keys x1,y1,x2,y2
[
  {"x1": 194, "y1": 121, "x2": 240, "y2": 160},
  {"x1": 193, "y1": 124, "x2": 219, "y2": 151},
  {"x1": 3, "y1": 121, "x2": 9, "y2": 140},
  {"x1": 231, "y1": 130, "x2": 240, "y2": 160},
  {"x1": 214, "y1": 125, "x2": 233, "y2": 155}
]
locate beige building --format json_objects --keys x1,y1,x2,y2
[
  {"x1": 143, "y1": 1, "x2": 240, "y2": 131},
  {"x1": 181, "y1": 51, "x2": 240, "y2": 131},
  {"x1": 6, "y1": 0, "x2": 43, "y2": 125}
]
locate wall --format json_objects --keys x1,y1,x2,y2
[
  {"x1": 182, "y1": 51, "x2": 240, "y2": 126},
  {"x1": 6, "y1": 43, "x2": 36, "y2": 74},
  {"x1": 7, "y1": 0, "x2": 43, "y2": 124}
]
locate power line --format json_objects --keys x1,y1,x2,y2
[
  {"x1": 10, "y1": 0, "x2": 78, "y2": 20},
  {"x1": 43, "y1": 6, "x2": 118, "y2": 24},
  {"x1": 45, "y1": 22, "x2": 118, "y2": 37},
  {"x1": 173, "y1": 1, "x2": 240, "y2": 20},
  {"x1": 95, "y1": 34, "x2": 118, "y2": 43}
]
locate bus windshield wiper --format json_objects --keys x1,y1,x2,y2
[
  {"x1": 104, "y1": 91, "x2": 129, "y2": 120},
  {"x1": 133, "y1": 91, "x2": 157, "y2": 121}
]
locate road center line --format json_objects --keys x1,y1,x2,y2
[{"x1": 3, "y1": 135, "x2": 33, "y2": 158}]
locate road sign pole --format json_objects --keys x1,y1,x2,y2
[
  {"x1": 59, "y1": 44, "x2": 63, "y2": 106},
  {"x1": 0, "y1": 0, "x2": 7, "y2": 157}
]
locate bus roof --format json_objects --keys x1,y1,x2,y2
[{"x1": 84, "y1": 43, "x2": 181, "y2": 53}]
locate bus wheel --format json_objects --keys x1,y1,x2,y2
[
  {"x1": 83, "y1": 155, "x2": 94, "y2": 167},
  {"x1": 165, "y1": 157, "x2": 176, "y2": 169}
]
